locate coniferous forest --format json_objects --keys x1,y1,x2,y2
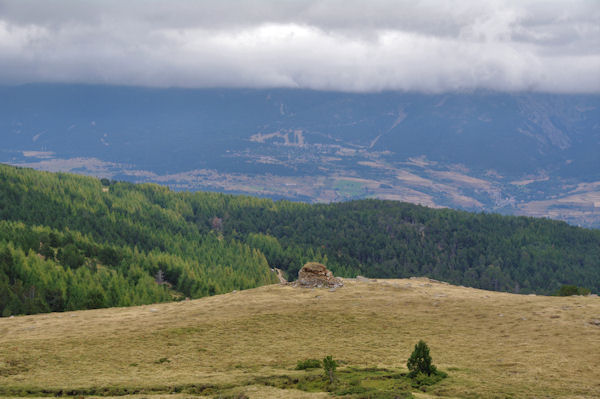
[{"x1": 1, "y1": 164, "x2": 599, "y2": 316}]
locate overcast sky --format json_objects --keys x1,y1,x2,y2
[{"x1": 0, "y1": 0, "x2": 598, "y2": 93}]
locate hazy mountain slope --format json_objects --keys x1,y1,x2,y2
[
  {"x1": 2, "y1": 85, "x2": 599, "y2": 226},
  {"x1": 1, "y1": 279, "x2": 598, "y2": 398}
]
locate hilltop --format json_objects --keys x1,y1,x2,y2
[{"x1": 1, "y1": 279, "x2": 599, "y2": 398}]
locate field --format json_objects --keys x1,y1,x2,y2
[{"x1": 1, "y1": 278, "x2": 599, "y2": 398}]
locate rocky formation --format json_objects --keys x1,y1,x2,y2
[{"x1": 293, "y1": 262, "x2": 343, "y2": 288}]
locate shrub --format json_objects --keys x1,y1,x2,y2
[
  {"x1": 556, "y1": 285, "x2": 591, "y2": 296},
  {"x1": 323, "y1": 355, "x2": 338, "y2": 383},
  {"x1": 410, "y1": 370, "x2": 448, "y2": 389},
  {"x1": 296, "y1": 358, "x2": 321, "y2": 370},
  {"x1": 407, "y1": 340, "x2": 436, "y2": 376}
]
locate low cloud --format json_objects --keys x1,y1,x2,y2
[{"x1": 0, "y1": 0, "x2": 598, "y2": 93}]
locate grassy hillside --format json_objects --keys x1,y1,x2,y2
[{"x1": 0, "y1": 279, "x2": 598, "y2": 398}]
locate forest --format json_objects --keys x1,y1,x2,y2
[{"x1": 1, "y1": 164, "x2": 599, "y2": 316}]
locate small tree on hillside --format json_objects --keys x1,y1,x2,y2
[
  {"x1": 407, "y1": 340, "x2": 436, "y2": 376},
  {"x1": 322, "y1": 355, "x2": 338, "y2": 383}
]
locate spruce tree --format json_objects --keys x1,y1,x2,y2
[{"x1": 407, "y1": 340, "x2": 436, "y2": 376}]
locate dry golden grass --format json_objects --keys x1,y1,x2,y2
[{"x1": 1, "y1": 278, "x2": 599, "y2": 398}]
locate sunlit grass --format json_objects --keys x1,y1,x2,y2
[{"x1": 1, "y1": 278, "x2": 599, "y2": 398}]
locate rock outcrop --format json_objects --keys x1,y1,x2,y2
[{"x1": 293, "y1": 262, "x2": 343, "y2": 288}]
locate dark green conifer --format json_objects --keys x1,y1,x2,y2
[{"x1": 407, "y1": 340, "x2": 436, "y2": 376}]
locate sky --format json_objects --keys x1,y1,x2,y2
[{"x1": 0, "y1": 0, "x2": 598, "y2": 93}]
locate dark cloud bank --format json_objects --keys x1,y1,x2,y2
[{"x1": 0, "y1": 0, "x2": 598, "y2": 93}]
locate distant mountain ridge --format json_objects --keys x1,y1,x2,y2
[{"x1": 2, "y1": 84, "x2": 599, "y2": 226}]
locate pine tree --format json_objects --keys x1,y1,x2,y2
[{"x1": 407, "y1": 340, "x2": 436, "y2": 376}]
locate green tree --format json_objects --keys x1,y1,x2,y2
[{"x1": 407, "y1": 340, "x2": 436, "y2": 376}]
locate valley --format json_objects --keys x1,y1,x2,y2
[
  {"x1": 2, "y1": 3, "x2": 599, "y2": 399},
  {"x1": 2, "y1": 85, "x2": 599, "y2": 227},
  {"x1": 12, "y1": 135, "x2": 600, "y2": 228}
]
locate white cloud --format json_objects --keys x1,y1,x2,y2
[{"x1": 0, "y1": 0, "x2": 598, "y2": 92}]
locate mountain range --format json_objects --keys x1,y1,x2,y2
[{"x1": 2, "y1": 84, "x2": 599, "y2": 226}]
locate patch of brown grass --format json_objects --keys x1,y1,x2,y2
[{"x1": 1, "y1": 279, "x2": 599, "y2": 398}]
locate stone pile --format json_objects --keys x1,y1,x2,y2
[{"x1": 293, "y1": 262, "x2": 343, "y2": 288}]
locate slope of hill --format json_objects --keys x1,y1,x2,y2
[
  {"x1": 2, "y1": 84, "x2": 599, "y2": 227},
  {"x1": 0, "y1": 164, "x2": 279, "y2": 316},
  {"x1": 1, "y1": 279, "x2": 598, "y2": 398},
  {"x1": 1, "y1": 164, "x2": 599, "y2": 318}
]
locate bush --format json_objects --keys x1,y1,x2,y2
[
  {"x1": 323, "y1": 355, "x2": 338, "y2": 383},
  {"x1": 410, "y1": 370, "x2": 448, "y2": 389},
  {"x1": 407, "y1": 340, "x2": 436, "y2": 376},
  {"x1": 556, "y1": 284, "x2": 591, "y2": 296},
  {"x1": 296, "y1": 358, "x2": 321, "y2": 370}
]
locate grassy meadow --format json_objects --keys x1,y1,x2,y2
[{"x1": 0, "y1": 278, "x2": 599, "y2": 398}]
